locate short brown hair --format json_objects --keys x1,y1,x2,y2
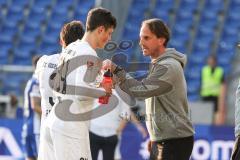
[
  {"x1": 142, "y1": 18, "x2": 170, "y2": 47},
  {"x1": 86, "y1": 7, "x2": 117, "y2": 32},
  {"x1": 60, "y1": 20, "x2": 85, "y2": 46},
  {"x1": 32, "y1": 55, "x2": 42, "y2": 68}
]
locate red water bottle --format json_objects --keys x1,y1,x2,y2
[{"x1": 98, "y1": 69, "x2": 113, "y2": 104}]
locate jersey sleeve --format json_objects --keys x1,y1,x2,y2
[
  {"x1": 35, "y1": 55, "x2": 47, "y2": 80},
  {"x1": 30, "y1": 82, "x2": 41, "y2": 98}
]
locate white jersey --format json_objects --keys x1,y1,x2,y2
[
  {"x1": 90, "y1": 90, "x2": 131, "y2": 137},
  {"x1": 35, "y1": 54, "x2": 60, "y2": 126},
  {"x1": 46, "y1": 40, "x2": 105, "y2": 139}
]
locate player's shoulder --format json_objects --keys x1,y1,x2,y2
[{"x1": 67, "y1": 40, "x2": 96, "y2": 56}]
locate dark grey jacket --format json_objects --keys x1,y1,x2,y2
[{"x1": 115, "y1": 48, "x2": 194, "y2": 141}]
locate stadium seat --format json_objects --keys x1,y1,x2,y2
[
  {"x1": 0, "y1": 25, "x2": 18, "y2": 42},
  {"x1": 188, "y1": 93, "x2": 200, "y2": 101},
  {"x1": 185, "y1": 65, "x2": 202, "y2": 80},
  {"x1": 33, "y1": 0, "x2": 53, "y2": 10},
  {"x1": 48, "y1": 11, "x2": 69, "y2": 30},
  {"x1": 179, "y1": 0, "x2": 198, "y2": 13},
  {"x1": 204, "y1": 0, "x2": 224, "y2": 13},
  {"x1": 0, "y1": 49, "x2": 9, "y2": 64},
  {"x1": 13, "y1": 41, "x2": 36, "y2": 60},
  {"x1": 0, "y1": 0, "x2": 8, "y2": 8},
  {"x1": 55, "y1": 0, "x2": 75, "y2": 9},
  {"x1": 4, "y1": 8, "x2": 24, "y2": 27},
  {"x1": 38, "y1": 41, "x2": 60, "y2": 55},
  {"x1": 21, "y1": 24, "x2": 42, "y2": 43},
  {"x1": 169, "y1": 38, "x2": 187, "y2": 54},
  {"x1": 155, "y1": 0, "x2": 174, "y2": 13},
  {"x1": 122, "y1": 22, "x2": 140, "y2": 41},
  {"x1": 221, "y1": 26, "x2": 238, "y2": 40},
  {"x1": 27, "y1": 9, "x2": 48, "y2": 29},
  {"x1": 193, "y1": 38, "x2": 212, "y2": 54},
  {"x1": 217, "y1": 53, "x2": 233, "y2": 66},
  {"x1": 43, "y1": 24, "x2": 61, "y2": 43},
  {"x1": 187, "y1": 80, "x2": 200, "y2": 95},
  {"x1": 230, "y1": 0, "x2": 240, "y2": 8},
  {"x1": 152, "y1": 9, "x2": 170, "y2": 24},
  {"x1": 10, "y1": 0, "x2": 29, "y2": 12},
  {"x1": 2, "y1": 74, "x2": 26, "y2": 95},
  {"x1": 188, "y1": 54, "x2": 206, "y2": 66}
]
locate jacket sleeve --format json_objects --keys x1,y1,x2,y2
[{"x1": 115, "y1": 63, "x2": 173, "y2": 99}]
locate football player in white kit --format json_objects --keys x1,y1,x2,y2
[
  {"x1": 22, "y1": 56, "x2": 42, "y2": 160},
  {"x1": 38, "y1": 8, "x2": 117, "y2": 160},
  {"x1": 36, "y1": 21, "x2": 85, "y2": 159}
]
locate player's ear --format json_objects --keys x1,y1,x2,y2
[
  {"x1": 98, "y1": 26, "x2": 105, "y2": 34},
  {"x1": 158, "y1": 37, "x2": 165, "y2": 46},
  {"x1": 59, "y1": 39, "x2": 63, "y2": 46}
]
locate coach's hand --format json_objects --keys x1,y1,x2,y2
[{"x1": 148, "y1": 140, "x2": 152, "y2": 153}]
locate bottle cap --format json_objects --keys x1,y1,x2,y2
[{"x1": 104, "y1": 69, "x2": 113, "y2": 77}]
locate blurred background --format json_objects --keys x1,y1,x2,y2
[{"x1": 0, "y1": 0, "x2": 239, "y2": 159}]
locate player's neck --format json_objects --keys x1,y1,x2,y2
[{"x1": 82, "y1": 32, "x2": 98, "y2": 50}]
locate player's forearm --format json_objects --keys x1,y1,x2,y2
[{"x1": 31, "y1": 97, "x2": 42, "y2": 116}]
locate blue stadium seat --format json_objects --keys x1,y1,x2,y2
[
  {"x1": 228, "y1": 8, "x2": 240, "y2": 21},
  {"x1": 43, "y1": 25, "x2": 61, "y2": 43},
  {"x1": 13, "y1": 41, "x2": 35, "y2": 61},
  {"x1": 221, "y1": 26, "x2": 238, "y2": 39},
  {"x1": 55, "y1": 0, "x2": 75, "y2": 9},
  {"x1": 2, "y1": 74, "x2": 26, "y2": 95},
  {"x1": 230, "y1": 0, "x2": 240, "y2": 8},
  {"x1": 0, "y1": 49, "x2": 9, "y2": 64},
  {"x1": 33, "y1": 0, "x2": 53, "y2": 10},
  {"x1": 204, "y1": 0, "x2": 224, "y2": 13},
  {"x1": 193, "y1": 38, "x2": 212, "y2": 54},
  {"x1": 122, "y1": 22, "x2": 140, "y2": 41},
  {"x1": 4, "y1": 9, "x2": 24, "y2": 27},
  {"x1": 10, "y1": 0, "x2": 29, "y2": 12},
  {"x1": 185, "y1": 65, "x2": 202, "y2": 80},
  {"x1": 197, "y1": 24, "x2": 215, "y2": 38},
  {"x1": 49, "y1": 11, "x2": 69, "y2": 30},
  {"x1": 187, "y1": 80, "x2": 200, "y2": 95},
  {"x1": 38, "y1": 41, "x2": 60, "y2": 55},
  {"x1": 188, "y1": 54, "x2": 206, "y2": 66},
  {"x1": 0, "y1": 0, "x2": 7, "y2": 5},
  {"x1": 172, "y1": 25, "x2": 190, "y2": 43},
  {"x1": 188, "y1": 93, "x2": 200, "y2": 101},
  {"x1": 179, "y1": 0, "x2": 198, "y2": 13},
  {"x1": 152, "y1": 9, "x2": 170, "y2": 24},
  {"x1": 27, "y1": 9, "x2": 48, "y2": 28},
  {"x1": 77, "y1": 0, "x2": 94, "y2": 9},
  {"x1": 169, "y1": 38, "x2": 187, "y2": 54},
  {"x1": 0, "y1": 40, "x2": 13, "y2": 55},
  {"x1": 175, "y1": 9, "x2": 194, "y2": 28},
  {"x1": 224, "y1": 16, "x2": 240, "y2": 30},
  {"x1": 73, "y1": 6, "x2": 89, "y2": 23},
  {"x1": 0, "y1": 25, "x2": 18, "y2": 42},
  {"x1": 155, "y1": 0, "x2": 174, "y2": 12},
  {"x1": 217, "y1": 53, "x2": 233, "y2": 66},
  {"x1": 52, "y1": 4, "x2": 69, "y2": 15},
  {"x1": 22, "y1": 24, "x2": 42, "y2": 42}
]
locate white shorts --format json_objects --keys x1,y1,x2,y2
[{"x1": 38, "y1": 125, "x2": 92, "y2": 160}]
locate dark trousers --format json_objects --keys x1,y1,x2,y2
[
  {"x1": 232, "y1": 136, "x2": 240, "y2": 160},
  {"x1": 89, "y1": 132, "x2": 118, "y2": 160},
  {"x1": 150, "y1": 136, "x2": 194, "y2": 160},
  {"x1": 202, "y1": 96, "x2": 218, "y2": 112}
]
